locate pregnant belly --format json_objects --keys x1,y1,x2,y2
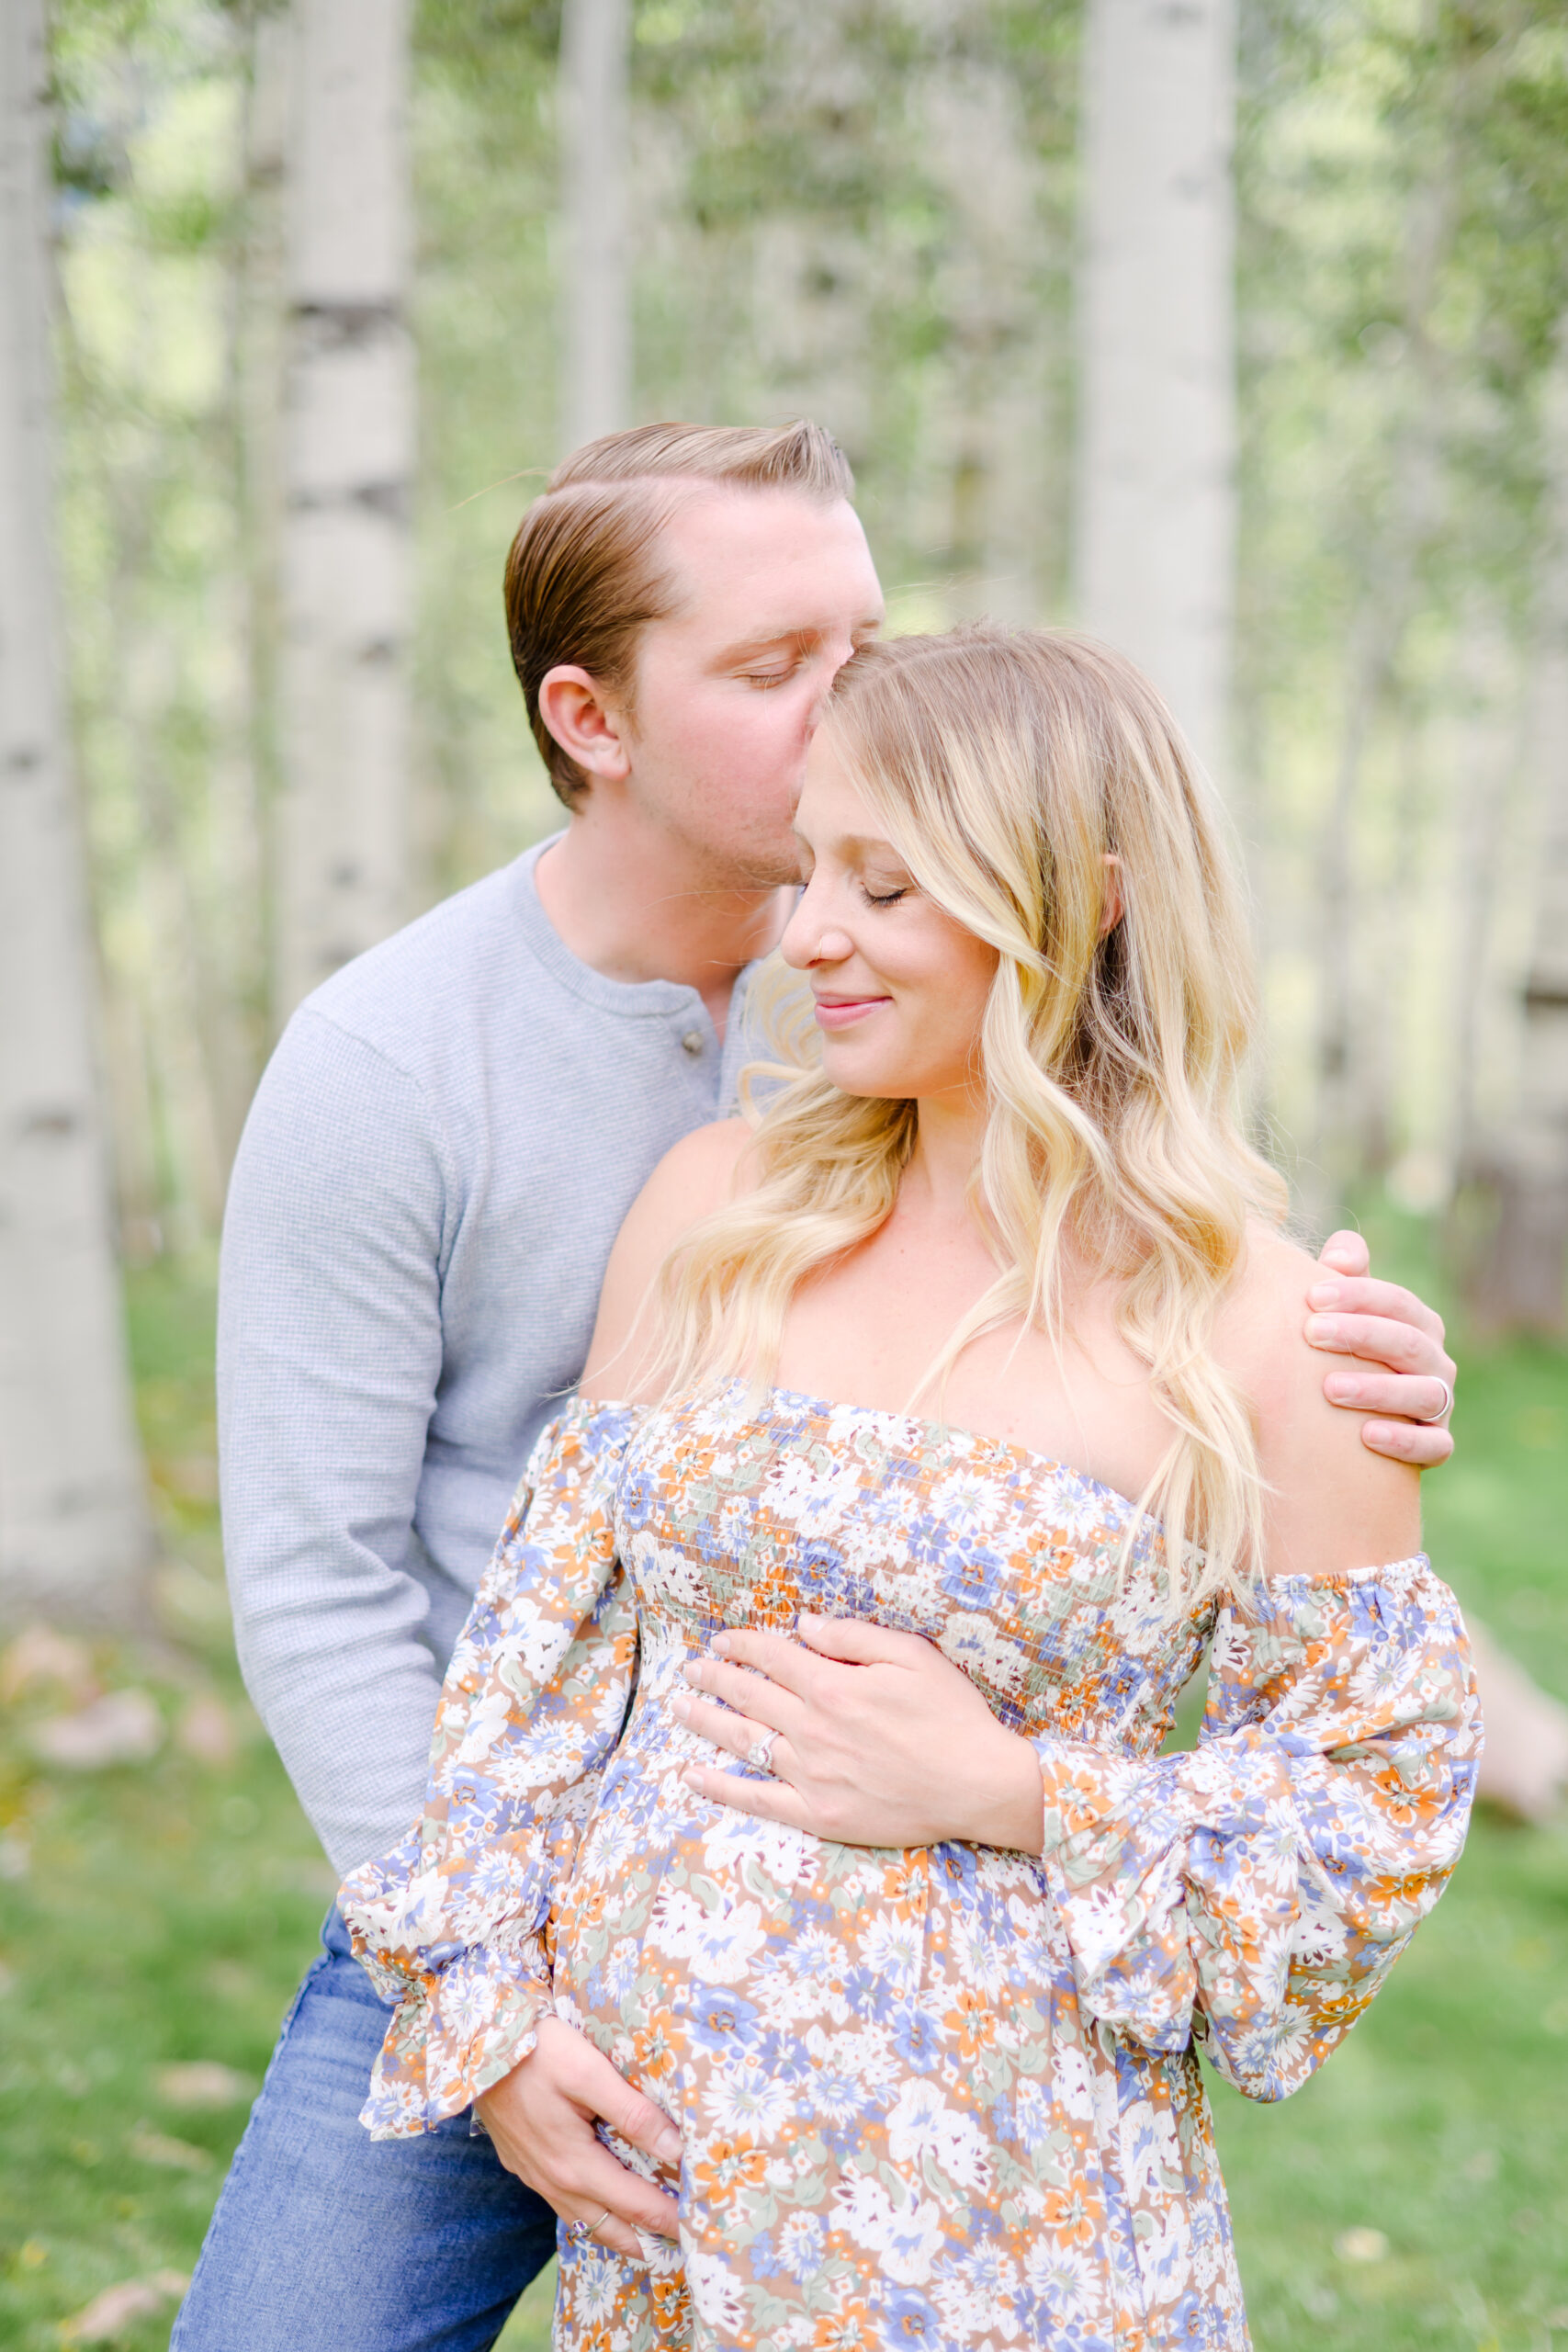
[{"x1": 548, "y1": 1746, "x2": 1066, "y2": 2111}]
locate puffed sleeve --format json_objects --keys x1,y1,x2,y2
[
  {"x1": 1031, "y1": 1555, "x2": 1482, "y2": 2099},
  {"x1": 337, "y1": 1399, "x2": 640, "y2": 2138}
]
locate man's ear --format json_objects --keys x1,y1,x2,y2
[
  {"x1": 537, "y1": 664, "x2": 633, "y2": 785},
  {"x1": 1099, "y1": 854, "x2": 1124, "y2": 939}
]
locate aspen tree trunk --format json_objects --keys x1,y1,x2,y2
[
  {"x1": 1311, "y1": 163, "x2": 1457, "y2": 1216},
  {"x1": 559, "y1": 0, "x2": 630, "y2": 452},
  {"x1": 0, "y1": 0, "x2": 152, "y2": 1620},
  {"x1": 1076, "y1": 0, "x2": 1237, "y2": 780},
  {"x1": 1471, "y1": 320, "x2": 1568, "y2": 1331},
  {"x1": 750, "y1": 10, "x2": 873, "y2": 467},
  {"x1": 274, "y1": 0, "x2": 414, "y2": 1023},
  {"x1": 927, "y1": 54, "x2": 1045, "y2": 626}
]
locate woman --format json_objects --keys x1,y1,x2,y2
[{"x1": 342, "y1": 628, "x2": 1478, "y2": 2351}]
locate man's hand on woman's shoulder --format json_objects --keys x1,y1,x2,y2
[{"x1": 1303, "y1": 1227, "x2": 1455, "y2": 1469}]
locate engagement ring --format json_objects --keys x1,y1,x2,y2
[
  {"x1": 747, "y1": 1730, "x2": 778, "y2": 1772},
  {"x1": 569, "y1": 2209, "x2": 612, "y2": 2246}
]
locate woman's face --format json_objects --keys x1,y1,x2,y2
[{"x1": 780, "y1": 729, "x2": 999, "y2": 1104}]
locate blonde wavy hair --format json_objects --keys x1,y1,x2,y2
[{"x1": 649, "y1": 626, "x2": 1289, "y2": 1611}]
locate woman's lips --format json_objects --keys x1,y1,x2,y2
[{"x1": 812, "y1": 995, "x2": 890, "y2": 1030}]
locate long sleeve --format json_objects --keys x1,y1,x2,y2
[
  {"x1": 218, "y1": 1009, "x2": 457, "y2": 1875},
  {"x1": 338, "y1": 1400, "x2": 639, "y2": 2139},
  {"x1": 1031, "y1": 1555, "x2": 1481, "y2": 2099}
]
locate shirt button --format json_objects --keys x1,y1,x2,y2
[{"x1": 681, "y1": 1029, "x2": 705, "y2": 1057}]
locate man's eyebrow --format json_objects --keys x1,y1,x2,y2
[{"x1": 714, "y1": 613, "x2": 886, "y2": 663}]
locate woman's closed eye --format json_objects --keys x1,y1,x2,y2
[{"x1": 860, "y1": 880, "x2": 910, "y2": 908}]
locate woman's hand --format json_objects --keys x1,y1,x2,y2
[
  {"x1": 670, "y1": 1612, "x2": 1045, "y2": 1852},
  {"x1": 476, "y1": 2015, "x2": 681, "y2": 2262}
]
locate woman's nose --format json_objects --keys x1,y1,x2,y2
[{"x1": 780, "y1": 888, "x2": 853, "y2": 972}]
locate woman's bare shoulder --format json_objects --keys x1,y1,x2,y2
[
  {"x1": 1216, "y1": 1222, "x2": 1422, "y2": 1580},
  {"x1": 581, "y1": 1120, "x2": 754, "y2": 1401}
]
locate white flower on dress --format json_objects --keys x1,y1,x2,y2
[
  {"x1": 646, "y1": 1887, "x2": 767, "y2": 1984},
  {"x1": 702, "y1": 2064, "x2": 796, "y2": 2140},
  {"x1": 1290, "y1": 1886, "x2": 1350, "y2": 1970},
  {"x1": 1025, "y1": 2241, "x2": 1102, "y2": 2315},
  {"x1": 435, "y1": 1966, "x2": 500, "y2": 2045},
  {"x1": 830, "y1": 2173, "x2": 946, "y2": 2284},
  {"x1": 702, "y1": 1812, "x2": 814, "y2": 1890},
  {"x1": 776, "y1": 2209, "x2": 827, "y2": 2282},
  {"x1": 886, "y1": 2076, "x2": 993, "y2": 2195},
  {"x1": 762, "y1": 1453, "x2": 862, "y2": 1534},
  {"x1": 685, "y1": 2246, "x2": 750, "y2": 2335},
  {"x1": 860, "y1": 1913, "x2": 924, "y2": 1985},
  {"x1": 628, "y1": 1533, "x2": 712, "y2": 1616},
  {"x1": 574, "y1": 2251, "x2": 621, "y2": 2324},
  {"x1": 934, "y1": 2242, "x2": 1023, "y2": 2341}
]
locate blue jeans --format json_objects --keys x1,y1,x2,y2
[{"x1": 172, "y1": 1910, "x2": 558, "y2": 2352}]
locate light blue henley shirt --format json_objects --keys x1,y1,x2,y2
[{"x1": 217, "y1": 838, "x2": 763, "y2": 1874}]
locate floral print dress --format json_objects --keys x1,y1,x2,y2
[{"x1": 340, "y1": 1384, "x2": 1480, "y2": 2352}]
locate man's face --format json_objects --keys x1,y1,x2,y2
[{"x1": 619, "y1": 487, "x2": 885, "y2": 888}]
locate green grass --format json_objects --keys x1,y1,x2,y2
[{"x1": 1, "y1": 1234, "x2": 1564, "y2": 2350}]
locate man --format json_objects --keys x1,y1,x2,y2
[{"x1": 175, "y1": 422, "x2": 1456, "y2": 2351}]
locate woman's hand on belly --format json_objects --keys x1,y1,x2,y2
[
  {"x1": 671, "y1": 1612, "x2": 1046, "y2": 1852},
  {"x1": 476, "y1": 2016, "x2": 682, "y2": 2260}
]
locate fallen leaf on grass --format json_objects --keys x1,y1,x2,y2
[
  {"x1": 127, "y1": 2127, "x2": 211, "y2": 2172},
  {"x1": 175, "y1": 1694, "x2": 237, "y2": 1770},
  {"x1": 0, "y1": 1627, "x2": 92, "y2": 1707},
  {"x1": 153, "y1": 2061, "x2": 252, "y2": 2110},
  {"x1": 61, "y1": 2270, "x2": 188, "y2": 2344},
  {"x1": 0, "y1": 1624, "x2": 97, "y2": 1708},
  {"x1": 1336, "y1": 2227, "x2": 1390, "y2": 2263},
  {"x1": 29, "y1": 1691, "x2": 162, "y2": 1770}
]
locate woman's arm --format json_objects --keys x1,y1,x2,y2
[{"x1": 338, "y1": 1403, "x2": 641, "y2": 2131}]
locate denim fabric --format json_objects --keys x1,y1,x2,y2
[{"x1": 171, "y1": 1912, "x2": 558, "y2": 2352}]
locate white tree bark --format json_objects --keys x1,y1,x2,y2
[
  {"x1": 0, "y1": 0, "x2": 152, "y2": 1618},
  {"x1": 1472, "y1": 318, "x2": 1568, "y2": 1329},
  {"x1": 559, "y1": 0, "x2": 630, "y2": 452},
  {"x1": 925, "y1": 53, "x2": 1047, "y2": 625},
  {"x1": 274, "y1": 0, "x2": 414, "y2": 1023},
  {"x1": 1075, "y1": 0, "x2": 1237, "y2": 780}
]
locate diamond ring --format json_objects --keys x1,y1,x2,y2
[{"x1": 746, "y1": 1729, "x2": 778, "y2": 1772}]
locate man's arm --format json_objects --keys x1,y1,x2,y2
[
  {"x1": 1310, "y1": 1229, "x2": 1455, "y2": 1468},
  {"x1": 218, "y1": 1010, "x2": 453, "y2": 1876}
]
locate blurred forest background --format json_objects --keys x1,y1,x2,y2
[{"x1": 2, "y1": 0, "x2": 1567, "y2": 2346}]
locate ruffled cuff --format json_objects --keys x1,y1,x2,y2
[
  {"x1": 342, "y1": 1818, "x2": 580, "y2": 2139},
  {"x1": 1034, "y1": 1728, "x2": 1309, "y2": 2051}
]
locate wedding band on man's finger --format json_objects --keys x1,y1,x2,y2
[{"x1": 1411, "y1": 1378, "x2": 1453, "y2": 1426}]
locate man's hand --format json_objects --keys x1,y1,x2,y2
[
  {"x1": 1308, "y1": 1230, "x2": 1455, "y2": 1468},
  {"x1": 476, "y1": 2016, "x2": 681, "y2": 2262}
]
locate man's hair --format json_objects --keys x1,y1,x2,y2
[{"x1": 503, "y1": 420, "x2": 855, "y2": 806}]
